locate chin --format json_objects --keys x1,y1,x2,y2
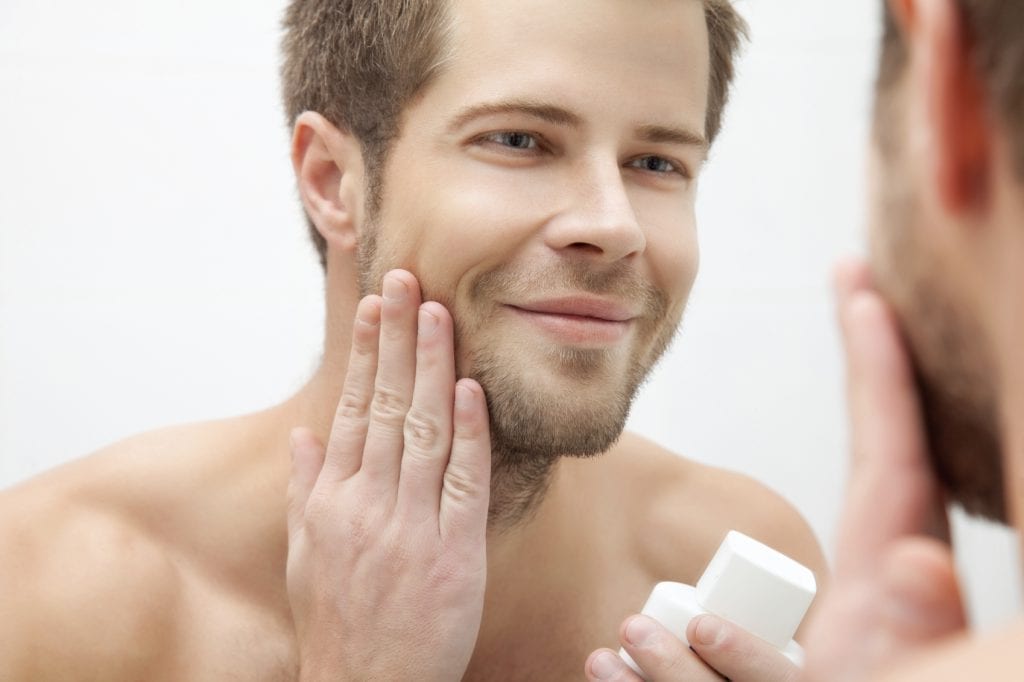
[{"x1": 469, "y1": 346, "x2": 638, "y2": 462}]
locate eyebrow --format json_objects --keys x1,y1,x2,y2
[
  {"x1": 447, "y1": 99, "x2": 709, "y2": 154},
  {"x1": 446, "y1": 99, "x2": 584, "y2": 132},
  {"x1": 636, "y1": 124, "x2": 709, "y2": 155}
]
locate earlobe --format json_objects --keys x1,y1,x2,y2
[{"x1": 291, "y1": 111, "x2": 366, "y2": 254}]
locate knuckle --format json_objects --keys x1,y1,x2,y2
[
  {"x1": 442, "y1": 464, "x2": 481, "y2": 503},
  {"x1": 380, "y1": 532, "x2": 413, "y2": 566},
  {"x1": 371, "y1": 383, "x2": 410, "y2": 423},
  {"x1": 336, "y1": 386, "x2": 371, "y2": 421},
  {"x1": 403, "y1": 409, "x2": 445, "y2": 453}
]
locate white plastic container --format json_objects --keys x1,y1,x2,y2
[{"x1": 620, "y1": 530, "x2": 817, "y2": 677}]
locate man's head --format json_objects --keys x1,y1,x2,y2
[
  {"x1": 871, "y1": 0, "x2": 1024, "y2": 522},
  {"x1": 282, "y1": 0, "x2": 746, "y2": 501},
  {"x1": 281, "y1": 0, "x2": 746, "y2": 268}
]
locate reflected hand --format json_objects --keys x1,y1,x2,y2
[{"x1": 800, "y1": 259, "x2": 966, "y2": 682}]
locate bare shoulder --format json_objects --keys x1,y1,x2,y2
[
  {"x1": 0, "y1": 480, "x2": 182, "y2": 681},
  {"x1": 607, "y1": 431, "x2": 827, "y2": 585},
  {"x1": 0, "y1": 413, "x2": 287, "y2": 681}
]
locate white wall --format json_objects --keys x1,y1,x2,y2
[{"x1": 1, "y1": 0, "x2": 1018, "y2": 629}]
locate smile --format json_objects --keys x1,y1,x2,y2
[{"x1": 504, "y1": 297, "x2": 636, "y2": 345}]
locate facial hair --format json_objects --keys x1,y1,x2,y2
[
  {"x1": 357, "y1": 223, "x2": 680, "y2": 529},
  {"x1": 871, "y1": 143, "x2": 1008, "y2": 523}
]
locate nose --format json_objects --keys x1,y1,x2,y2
[{"x1": 543, "y1": 162, "x2": 646, "y2": 263}]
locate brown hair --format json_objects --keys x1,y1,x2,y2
[
  {"x1": 281, "y1": 0, "x2": 749, "y2": 268},
  {"x1": 876, "y1": 0, "x2": 1024, "y2": 175}
]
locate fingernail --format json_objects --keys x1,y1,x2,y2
[
  {"x1": 625, "y1": 615, "x2": 658, "y2": 648},
  {"x1": 383, "y1": 274, "x2": 407, "y2": 302},
  {"x1": 356, "y1": 297, "x2": 380, "y2": 326},
  {"x1": 692, "y1": 615, "x2": 725, "y2": 647},
  {"x1": 418, "y1": 307, "x2": 438, "y2": 337},
  {"x1": 455, "y1": 382, "x2": 474, "y2": 411},
  {"x1": 590, "y1": 651, "x2": 624, "y2": 680}
]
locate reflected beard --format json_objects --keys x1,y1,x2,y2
[
  {"x1": 872, "y1": 153, "x2": 1007, "y2": 523},
  {"x1": 357, "y1": 227, "x2": 678, "y2": 529}
]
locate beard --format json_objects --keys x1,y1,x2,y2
[
  {"x1": 870, "y1": 143, "x2": 1007, "y2": 523},
  {"x1": 357, "y1": 220, "x2": 680, "y2": 528}
]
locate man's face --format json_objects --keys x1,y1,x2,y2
[
  {"x1": 868, "y1": 82, "x2": 1007, "y2": 522},
  {"x1": 357, "y1": 0, "x2": 709, "y2": 464}
]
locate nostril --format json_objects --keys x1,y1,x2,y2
[{"x1": 568, "y1": 242, "x2": 604, "y2": 254}]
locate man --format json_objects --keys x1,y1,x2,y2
[
  {"x1": 0, "y1": 0, "x2": 825, "y2": 680},
  {"x1": 596, "y1": 0, "x2": 1024, "y2": 679}
]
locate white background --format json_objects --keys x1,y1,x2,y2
[{"x1": 1, "y1": 1, "x2": 1019, "y2": 628}]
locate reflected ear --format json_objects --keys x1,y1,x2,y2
[
  {"x1": 913, "y1": 0, "x2": 992, "y2": 213},
  {"x1": 291, "y1": 111, "x2": 366, "y2": 254}
]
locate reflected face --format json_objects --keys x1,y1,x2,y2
[
  {"x1": 869, "y1": 90, "x2": 1006, "y2": 522},
  {"x1": 357, "y1": 0, "x2": 710, "y2": 465}
]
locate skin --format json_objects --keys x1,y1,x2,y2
[
  {"x1": 0, "y1": 0, "x2": 826, "y2": 680},
  {"x1": 797, "y1": 0, "x2": 1024, "y2": 679}
]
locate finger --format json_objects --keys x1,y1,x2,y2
[
  {"x1": 585, "y1": 649, "x2": 644, "y2": 682},
  {"x1": 686, "y1": 615, "x2": 799, "y2": 682},
  {"x1": 360, "y1": 270, "x2": 422, "y2": 487},
  {"x1": 286, "y1": 427, "x2": 327, "y2": 538},
  {"x1": 834, "y1": 289, "x2": 942, "y2": 578},
  {"x1": 832, "y1": 256, "x2": 872, "y2": 304},
  {"x1": 878, "y1": 538, "x2": 967, "y2": 644},
  {"x1": 618, "y1": 615, "x2": 724, "y2": 681},
  {"x1": 396, "y1": 302, "x2": 456, "y2": 524},
  {"x1": 800, "y1": 577, "x2": 884, "y2": 682},
  {"x1": 803, "y1": 538, "x2": 967, "y2": 682},
  {"x1": 439, "y1": 379, "x2": 492, "y2": 543},
  {"x1": 321, "y1": 295, "x2": 382, "y2": 481}
]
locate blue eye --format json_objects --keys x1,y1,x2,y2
[
  {"x1": 631, "y1": 156, "x2": 679, "y2": 174},
  {"x1": 486, "y1": 131, "x2": 539, "y2": 150}
]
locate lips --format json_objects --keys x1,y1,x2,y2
[
  {"x1": 504, "y1": 297, "x2": 637, "y2": 345},
  {"x1": 509, "y1": 297, "x2": 637, "y2": 322}
]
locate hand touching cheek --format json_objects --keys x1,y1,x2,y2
[{"x1": 285, "y1": 270, "x2": 493, "y2": 682}]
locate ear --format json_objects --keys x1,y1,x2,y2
[
  {"x1": 898, "y1": 0, "x2": 991, "y2": 213},
  {"x1": 291, "y1": 111, "x2": 366, "y2": 254}
]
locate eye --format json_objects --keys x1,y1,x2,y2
[
  {"x1": 481, "y1": 131, "x2": 540, "y2": 151},
  {"x1": 629, "y1": 155, "x2": 684, "y2": 176}
]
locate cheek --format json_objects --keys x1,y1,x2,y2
[
  {"x1": 404, "y1": 164, "x2": 560, "y2": 292},
  {"x1": 645, "y1": 206, "x2": 700, "y2": 306}
]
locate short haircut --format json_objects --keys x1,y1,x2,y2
[
  {"x1": 876, "y1": 0, "x2": 1024, "y2": 176},
  {"x1": 281, "y1": 0, "x2": 749, "y2": 268}
]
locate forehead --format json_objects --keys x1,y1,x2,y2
[{"x1": 425, "y1": 0, "x2": 710, "y2": 134}]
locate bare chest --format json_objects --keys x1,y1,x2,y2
[
  {"x1": 144, "y1": 582, "x2": 298, "y2": 682},
  {"x1": 461, "y1": 569, "x2": 654, "y2": 681}
]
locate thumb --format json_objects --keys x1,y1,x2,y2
[{"x1": 287, "y1": 427, "x2": 326, "y2": 539}]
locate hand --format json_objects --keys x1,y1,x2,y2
[
  {"x1": 799, "y1": 259, "x2": 967, "y2": 682},
  {"x1": 584, "y1": 614, "x2": 799, "y2": 681},
  {"x1": 285, "y1": 270, "x2": 492, "y2": 682}
]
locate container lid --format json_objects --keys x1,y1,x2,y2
[{"x1": 695, "y1": 530, "x2": 817, "y2": 649}]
